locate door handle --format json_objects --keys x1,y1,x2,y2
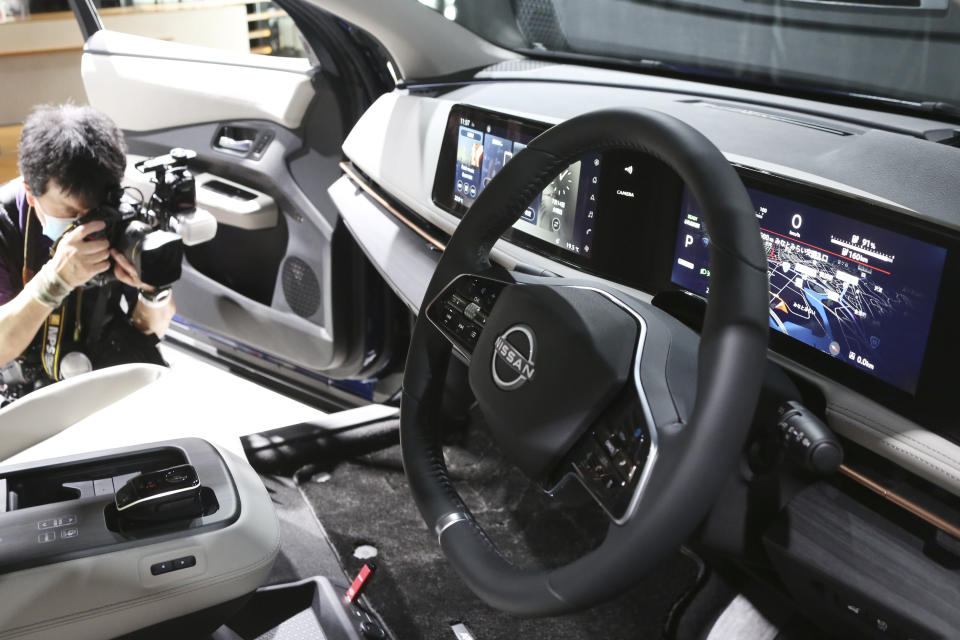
[{"x1": 216, "y1": 135, "x2": 253, "y2": 154}]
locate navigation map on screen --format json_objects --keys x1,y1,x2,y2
[{"x1": 671, "y1": 187, "x2": 947, "y2": 393}]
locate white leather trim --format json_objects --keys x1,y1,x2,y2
[
  {"x1": 0, "y1": 444, "x2": 280, "y2": 640},
  {"x1": 0, "y1": 364, "x2": 165, "y2": 462},
  {"x1": 81, "y1": 31, "x2": 314, "y2": 131}
]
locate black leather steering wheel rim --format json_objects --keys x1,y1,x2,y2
[{"x1": 401, "y1": 107, "x2": 769, "y2": 615}]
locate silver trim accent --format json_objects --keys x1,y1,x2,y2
[
  {"x1": 559, "y1": 285, "x2": 660, "y2": 527},
  {"x1": 115, "y1": 483, "x2": 199, "y2": 513},
  {"x1": 435, "y1": 511, "x2": 469, "y2": 542},
  {"x1": 491, "y1": 324, "x2": 536, "y2": 390}
]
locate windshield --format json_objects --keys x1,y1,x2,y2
[{"x1": 417, "y1": 0, "x2": 960, "y2": 112}]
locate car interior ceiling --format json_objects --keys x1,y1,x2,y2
[{"x1": 3, "y1": 0, "x2": 960, "y2": 639}]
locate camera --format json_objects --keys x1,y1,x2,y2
[{"x1": 81, "y1": 148, "x2": 217, "y2": 289}]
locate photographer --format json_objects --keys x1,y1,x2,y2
[{"x1": 0, "y1": 104, "x2": 175, "y2": 395}]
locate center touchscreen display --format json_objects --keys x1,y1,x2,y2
[
  {"x1": 447, "y1": 113, "x2": 601, "y2": 258},
  {"x1": 671, "y1": 187, "x2": 947, "y2": 393}
]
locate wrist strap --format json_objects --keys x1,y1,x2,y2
[
  {"x1": 138, "y1": 288, "x2": 172, "y2": 308},
  {"x1": 26, "y1": 263, "x2": 73, "y2": 308}
]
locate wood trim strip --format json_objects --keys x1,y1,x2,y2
[
  {"x1": 339, "y1": 161, "x2": 446, "y2": 252},
  {"x1": 839, "y1": 463, "x2": 960, "y2": 540}
]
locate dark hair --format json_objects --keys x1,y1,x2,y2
[{"x1": 18, "y1": 104, "x2": 127, "y2": 208}]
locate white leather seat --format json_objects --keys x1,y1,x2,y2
[{"x1": 0, "y1": 364, "x2": 166, "y2": 463}]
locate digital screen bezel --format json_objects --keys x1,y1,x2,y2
[
  {"x1": 671, "y1": 168, "x2": 960, "y2": 433},
  {"x1": 670, "y1": 180, "x2": 947, "y2": 395},
  {"x1": 433, "y1": 104, "x2": 598, "y2": 264},
  {"x1": 432, "y1": 104, "x2": 683, "y2": 288}
]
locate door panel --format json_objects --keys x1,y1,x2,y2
[
  {"x1": 81, "y1": 31, "x2": 314, "y2": 132},
  {"x1": 79, "y1": 27, "x2": 389, "y2": 379}
]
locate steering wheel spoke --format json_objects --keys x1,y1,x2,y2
[
  {"x1": 425, "y1": 273, "x2": 512, "y2": 363},
  {"x1": 552, "y1": 385, "x2": 656, "y2": 525}
]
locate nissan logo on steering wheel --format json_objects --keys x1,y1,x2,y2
[{"x1": 492, "y1": 325, "x2": 536, "y2": 390}]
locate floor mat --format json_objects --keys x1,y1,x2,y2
[{"x1": 299, "y1": 429, "x2": 699, "y2": 640}]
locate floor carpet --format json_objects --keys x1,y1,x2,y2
[{"x1": 299, "y1": 427, "x2": 699, "y2": 640}]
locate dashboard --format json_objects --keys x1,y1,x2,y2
[
  {"x1": 334, "y1": 64, "x2": 960, "y2": 640},
  {"x1": 431, "y1": 104, "x2": 960, "y2": 436}
]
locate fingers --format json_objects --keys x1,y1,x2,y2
[
  {"x1": 71, "y1": 221, "x2": 106, "y2": 238},
  {"x1": 111, "y1": 250, "x2": 143, "y2": 287},
  {"x1": 88, "y1": 249, "x2": 111, "y2": 263},
  {"x1": 77, "y1": 238, "x2": 110, "y2": 255},
  {"x1": 111, "y1": 249, "x2": 135, "y2": 275}
]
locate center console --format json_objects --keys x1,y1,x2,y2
[
  {"x1": 0, "y1": 439, "x2": 236, "y2": 575},
  {"x1": 0, "y1": 438, "x2": 279, "y2": 640}
]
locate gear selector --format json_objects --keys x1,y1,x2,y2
[{"x1": 115, "y1": 464, "x2": 203, "y2": 522}]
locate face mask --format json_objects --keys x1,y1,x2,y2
[{"x1": 34, "y1": 201, "x2": 78, "y2": 243}]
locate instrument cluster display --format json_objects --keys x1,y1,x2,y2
[{"x1": 671, "y1": 186, "x2": 948, "y2": 393}]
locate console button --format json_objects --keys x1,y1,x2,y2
[
  {"x1": 172, "y1": 555, "x2": 196, "y2": 570},
  {"x1": 151, "y1": 561, "x2": 172, "y2": 575},
  {"x1": 360, "y1": 620, "x2": 387, "y2": 639},
  {"x1": 60, "y1": 528, "x2": 78, "y2": 539},
  {"x1": 461, "y1": 324, "x2": 481, "y2": 348},
  {"x1": 456, "y1": 279, "x2": 479, "y2": 300},
  {"x1": 440, "y1": 305, "x2": 457, "y2": 329},
  {"x1": 37, "y1": 531, "x2": 56, "y2": 544},
  {"x1": 164, "y1": 469, "x2": 191, "y2": 485},
  {"x1": 448, "y1": 295, "x2": 468, "y2": 313}
]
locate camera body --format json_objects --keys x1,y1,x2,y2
[{"x1": 82, "y1": 148, "x2": 214, "y2": 290}]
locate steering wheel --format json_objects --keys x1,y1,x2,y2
[{"x1": 401, "y1": 108, "x2": 769, "y2": 615}]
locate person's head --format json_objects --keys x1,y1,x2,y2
[{"x1": 18, "y1": 104, "x2": 126, "y2": 236}]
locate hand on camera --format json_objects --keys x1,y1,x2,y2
[
  {"x1": 50, "y1": 221, "x2": 111, "y2": 288},
  {"x1": 111, "y1": 249, "x2": 151, "y2": 290}
]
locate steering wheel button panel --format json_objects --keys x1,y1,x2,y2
[
  {"x1": 426, "y1": 275, "x2": 508, "y2": 359},
  {"x1": 552, "y1": 387, "x2": 653, "y2": 521}
]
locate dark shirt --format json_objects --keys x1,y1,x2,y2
[
  {"x1": 0, "y1": 179, "x2": 52, "y2": 305},
  {"x1": 0, "y1": 178, "x2": 139, "y2": 308}
]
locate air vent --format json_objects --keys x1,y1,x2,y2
[{"x1": 683, "y1": 100, "x2": 856, "y2": 136}]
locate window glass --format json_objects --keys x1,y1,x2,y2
[
  {"x1": 0, "y1": 0, "x2": 309, "y2": 59},
  {"x1": 416, "y1": 0, "x2": 960, "y2": 110}
]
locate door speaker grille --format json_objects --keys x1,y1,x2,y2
[{"x1": 281, "y1": 257, "x2": 320, "y2": 318}]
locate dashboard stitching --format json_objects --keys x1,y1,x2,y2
[
  {"x1": 829, "y1": 406, "x2": 960, "y2": 483},
  {"x1": 874, "y1": 440, "x2": 960, "y2": 485},
  {"x1": 829, "y1": 404, "x2": 960, "y2": 469}
]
